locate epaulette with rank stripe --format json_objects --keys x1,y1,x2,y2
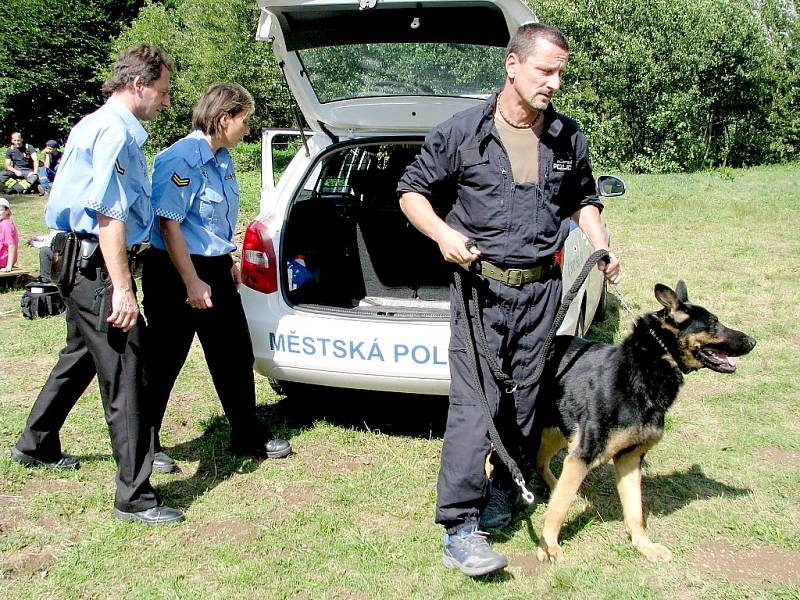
[{"x1": 171, "y1": 172, "x2": 191, "y2": 187}]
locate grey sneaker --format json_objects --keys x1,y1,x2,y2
[
  {"x1": 478, "y1": 483, "x2": 520, "y2": 531},
  {"x1": 442, "y1": 524, "x2": 508, "y2": 577}
]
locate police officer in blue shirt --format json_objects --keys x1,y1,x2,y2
[
  {"x1": 11, "y1": 44, "x2": 185, "y2": 525},
  {"x1": 142, "y1": 83, "x2": 291, "y2": 473}
]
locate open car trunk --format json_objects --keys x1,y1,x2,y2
[{"x1": 281, "y1": 141, "x2": 452, "y2": 318}]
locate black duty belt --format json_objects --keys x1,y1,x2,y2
[{"x1": 476, "y1": 259, "x2": 555, "y2": 286}]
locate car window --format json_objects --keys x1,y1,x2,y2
[{"x1": 298, "y1": 43, "x2": 504, "y2": 103}]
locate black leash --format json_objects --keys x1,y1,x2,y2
[{"x1": 453, "y1": 248, "x2": 611, "y2": 504}]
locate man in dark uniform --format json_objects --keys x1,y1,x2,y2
[
  {"x1": 1, "y1": 132, "x2": 40, "y2": 194},
  {"x1": 398, "y1": 23, "x2": 621, "y2": 576},
  {"x1": 10, "y1": 44, "x2": 184, "y2": 525}
]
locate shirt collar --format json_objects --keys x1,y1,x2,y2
[
  {"x1": 187, "y1": 130, "x2": 216, "y2": 165},
  {"x1": 106, "y1": 97, "x2": 149, "y2": 147},
  {"x1": 477, "y1": 91, "x2": 564, "y2": 141}
]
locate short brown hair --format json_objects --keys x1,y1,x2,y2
[
  {"x1": 506, "y1": 23, "x2": 569, "y2": 62},
  {"x1": 102, "y1": 44, "x2": 175, "y2": 96},
  {"x1": 191, "y1": 83, "x2": 255, "y2": 137}
]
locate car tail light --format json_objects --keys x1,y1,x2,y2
[
  {"x1": 241, "y1": 220, "x2": 278, "y2": 294},
  {"x1": 554, "y1": 246, "x2": 564, "y2": 268}
]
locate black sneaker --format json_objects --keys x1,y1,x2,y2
[
  {"x1": 479, "y1": 482, "x2": 520, "y2": 531},
  {"x1": 10, "y1": 446, "x2": 80, "y2": 470},
  {"x1": 442, "y1": 523, "x2": 508, "y2": 577}
]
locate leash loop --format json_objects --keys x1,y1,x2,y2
[{"x1": 515, "y1": 475, "x2": 536, "y2": 505}]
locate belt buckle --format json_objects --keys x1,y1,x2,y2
[{"x1": 506, "y1": 268, "x2": 523, "y2": 286}]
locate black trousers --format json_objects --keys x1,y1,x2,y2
[
  {"x1": 436, "y1": 271, "x2": 562, "y2": 532},
  {"x1": 15, "y1": 267, "x2": 158, "y2": 512},
  {"x1": 141, "y1": 248, "x2": 264, "y2": 451}
]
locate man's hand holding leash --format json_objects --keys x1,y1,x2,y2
[{"x1": 598, "y1": 251, "x2": 621, "y2": 285}]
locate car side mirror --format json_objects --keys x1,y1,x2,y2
[{"x1": 596, "y1": 175, "x2": 626, "y2": 197}]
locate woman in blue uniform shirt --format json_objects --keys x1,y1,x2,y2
[{"x1": 143, "y1": 83, "x2": 291, "y2": 472}]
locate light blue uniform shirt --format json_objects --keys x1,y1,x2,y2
[
  {"x1": 44, "y1": 97, "x2": 153, "y2": 245},
  {"x1": 149, "y1": 130, "x2": 239, "y2": 256}
]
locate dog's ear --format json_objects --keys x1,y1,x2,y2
[
  {"x1": 655, "y1": 284, "x2": 679, "y2": 310},
  {"x1": 675, "y1": 280, "x2": 689, "y2": 303},
  {"x1": 655, "y1": 284, "x2": 690, "y2": 323}
]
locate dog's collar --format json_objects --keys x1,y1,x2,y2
[
  {"x1": 647, "y1": 326, "x2": 670, "y2": 354},
  {"x1": 647, "y1": 325, "x2": 688, "y2": 371}
]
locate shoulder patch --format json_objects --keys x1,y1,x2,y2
[
  {"x1": 171, "y1": 172, "x2": 191, "y2": 187},
  {"x1": 224, "y1": 171, "x2": 236, "y2": 181},
  {"x1": 114, "y1": 159, "x2": 125, "y2": 175}
]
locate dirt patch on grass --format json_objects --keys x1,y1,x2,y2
[
  {"x1": 294, "y1": 441, "x2": 375, "y2": 476},
  {"x1": 689, "y1": 539, "x2": 800, "y2": 588},
  {"x1": 181, "y1": 519, "x2": 262, "y2": 544},
  {"x1": 0, "y1": 546, "x2": 57, "y2": 580},
  {"x1": 19, "y1": 478, "x2": 84, "y2": 497},
  {"x1": 508, "y1": 552, "x2": 547, "y2": 577},
  {"x1": 756, "y1": 447, "x2": 800, "y2": 468},
  {"x1": 0, "y1": 478, "x2": 84, "y2": 534}
]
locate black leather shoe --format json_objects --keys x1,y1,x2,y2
[
  {"x1": 152, "y1": 450, "x2": 176, "y2": 474},
  {"x1": 10, "y1": 446, "x2": 80, "y2": 470},
  {"x1": 114, "y1": 504, "x2": 185, "y2": 525},
  {"x1": 231, "y1": 438, "x2": 292, "y2": 459}
]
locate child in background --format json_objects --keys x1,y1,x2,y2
[{"x1": 0, "y1": 197, "x2": 19, "y2": 272}]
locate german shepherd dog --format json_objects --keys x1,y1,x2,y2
[{"x1": 534, "y1": 281, "x2": 755, "y2": 563}]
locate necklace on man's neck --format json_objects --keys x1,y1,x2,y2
[{"x1": 496, "y1": 101, "x2": 542, "y2": 129}]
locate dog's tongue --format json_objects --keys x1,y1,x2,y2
[{"x1": 709, "y1": 349, "x2": 737, "y2": 369}]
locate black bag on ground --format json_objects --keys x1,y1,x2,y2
[{"x1": 21, "y1": 280, "x2": 66, "y2": 319}]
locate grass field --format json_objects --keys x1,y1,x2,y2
[{"x1": 0, "y1": 163, "x2": 798, "y2": 599}]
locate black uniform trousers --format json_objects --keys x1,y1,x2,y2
[
  {"x1": 436, "y1": 270, "x2": 562, "y2": 532},
  {"x1": 15, "y1": 266, "x2": 158, "y2": 513},
  {"x1": 141, "y1": 248, "x2": 264, "y2": 451}
]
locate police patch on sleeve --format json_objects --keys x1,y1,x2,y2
[
  {"x1": 114, "y1": 159, "x2": 125, "y2": 175},
  {"x1": 171, "y1": 172, "x2": 191, "y2": 187}
]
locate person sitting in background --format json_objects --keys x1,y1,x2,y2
[
  {"x1": 38, "y1": 140, "x2": 63, "y2": 194},
  {"x1": 0, "y1": 197, "x2": 19, "y2": 272},
  {"x1": 1, "y1": 132, "x2": 41, "y2": 194}
]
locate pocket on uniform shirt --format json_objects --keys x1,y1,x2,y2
[
  {"x1": 223, "y1": 175, "x2": 240, "y2": 201},
  {"x1": 198, "y1": 187, "x2": 225, "y2": 227}
]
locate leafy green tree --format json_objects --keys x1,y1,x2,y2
[
  {"x1": 535, "y1": 0, "x2": 797, "y2": 171},
  {"x1": 0, "y1": 0, "x2": 144, "y2": 145},
  {"x1": 113, "y1": 0, "x2": 294, "y2": 148}
]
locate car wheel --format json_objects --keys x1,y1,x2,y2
[{"x1": 267, "y1": 378, "x2": 295, "y2": 397}]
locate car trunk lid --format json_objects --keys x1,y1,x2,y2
[{"x1": 256, "y1": 0, "x2": 536, "y2": 136}]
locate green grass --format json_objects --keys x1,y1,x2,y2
[{"x1": 1, "y1": 163, "x2": 799, "y2": 599}]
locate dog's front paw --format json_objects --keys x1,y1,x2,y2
[
  {"x1": 537, "y1": 539, "x2": 565, "y2": 563},
  {"x1": 634, "y1": 540, "x2": 672, "y2": 562}
]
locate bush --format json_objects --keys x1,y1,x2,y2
[
  {"x1": 112, "y1": 0, "x2": 294, "y2": 149},
  {"x1": 536, "y1": 0, "x2": 799, "y2": 171}
]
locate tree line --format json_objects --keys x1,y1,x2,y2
[{"x1": 1, "y1": 0, "x2": 797, "y2": 173}]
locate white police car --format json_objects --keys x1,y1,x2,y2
[{"x1": 241, "y1": 0, "x2": 624, "y2": 396}]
